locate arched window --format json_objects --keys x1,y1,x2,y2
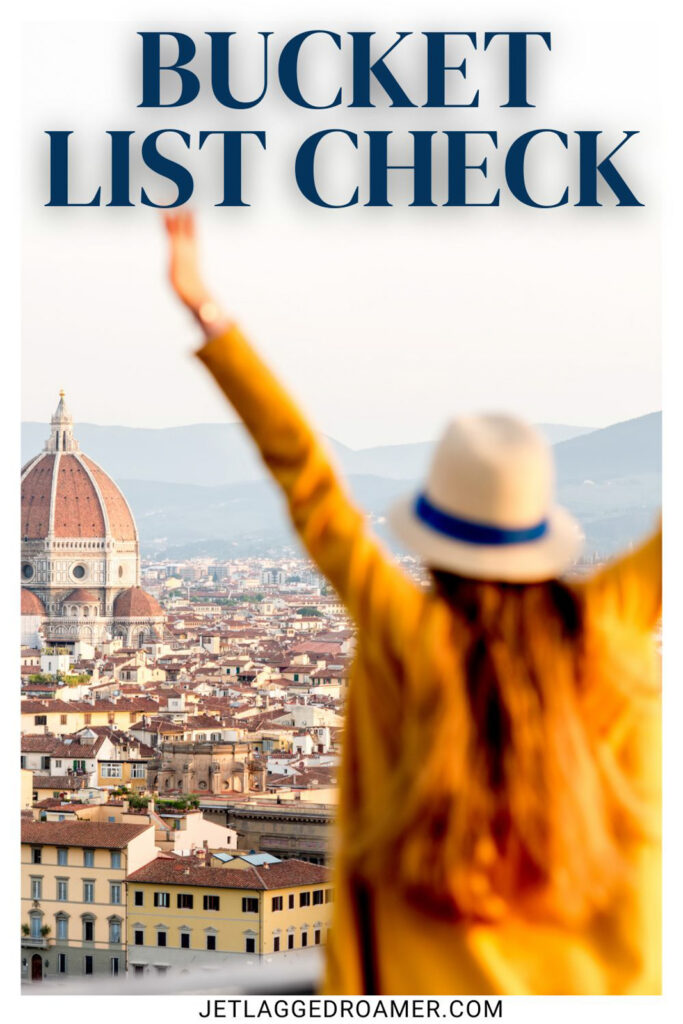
[{"x1": 108, "y1": 918, "x2": 122, "y2": 944}]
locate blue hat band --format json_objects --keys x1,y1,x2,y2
[{"x1": 414, "y1": 493, "x2": 549, "y2": 546}]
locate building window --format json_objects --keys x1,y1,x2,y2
[
  {"x1": 83, "y1": 919, "x2": 94, "y2": 942},
  {"x1": 56, "y1": 879, "x2": 68, "y2": 901},
  {"x1": 83, "y1": 882, "x2": 95, "y2": 903},
  {"x1": 301, "y1": 931, "x2": 308, "y2": 948},
  {"x1": 157, "y1": 931, "x2": 167, "y2": 947},
  {"x1": 111, "y1": 851, "x2": 122, "y2": 869},
  {"x1": 60, "y1": 715, "x2": 67, "y2": 725},
  {"x1": 324, "y1": 889, "x2": 333, "y2": 904},
  {"x1": 56, "y1": 916, "x2": 68, "y2": 941},
  {"x1": 84, "y1": 714, "x2": 92, "y2": 725},
  {"x1": 299, "y1": 892, "x2": 311, "y2": 908},
  {"x1": 206, "y1": 934, "x2": 216, "y2": 951},
  {"x1": 20, "y1": 755, "x2": 26, "y2": 769},
  {"x1": 288, "y1": 933, "x2": 295, "y2": 950},
  {"x1": 153, "y1": 892, "x2": 170, "y2": 908},
  {"x1": 313, "y1": 889, "x2": 324, "y2": 905},
  {"x1": 84, "y1": 955, "x2": 93, "y2": 975},
  {"x1": 102, "y1": 763, "x2": 122, "y2": 779},
  {"x1": 55, "y1": 759, "x2": 62, "y2": 769},
  {"x1": 109, "y1": 920, "x2": 122, "y2": 944},
  {"x1": 31, "y1": 848, "x2": 42, "y2": 865},
  {"x1": 181, "y1": 932, "x2": 191, "y2": 949},
  {"x1": 134, "y1": 890, "x2": 144, "y2": 907},
  {"x1": 57, "y1": 849, "x2": 68, "y2": 869},
  {"x1": 110, "y1": 883, "x2": 122, "y2": 905},
  {"x1": 30, "y1": 914, "x2": 42, "y2": 939},
  {"x1": 134, "y1": 929, "x2": 144, "y2": 946},
  {"x1": 271, "y1": 896, "x2": 283, "y2": 912},
  {"x1": 34, "y1": 716, "x2": 47, "y2": 726},
  {"x1": 203, "y1": 895, "x2": 220, "y2": 912},
  {"x1": 31, "y1": 878, "x2": 42, "y2": 900},
  {"x1": 177, "y1": 893, "x2": 193, "y2": 909},
  {"x1": 111, "y1": 957, "x2": 119, "y2": 976},
  {"x1": 83, "y1": 849, "x2": 94, "y2": 868},
  {"x1": 288, "y1": 894, "x2": 294, "y2": 909},
  {"x1": 314, "y1": 929, "x2": 321, "y2": 945},
  {"x1": 57, "y1": 953, "x2": 67, "y2": 974},
  {"x1": 245, "y1": 936, "x2": 256, "y2": 953},
  {"x1": 130, "y1": 764, "x2": 146, "y2": 779},
  {"x1": 241, "y1": 897, "x2": 258, "y2": 914},
  {"x1": 273, "y1": 936, "x2": 280, "y2": 952}
]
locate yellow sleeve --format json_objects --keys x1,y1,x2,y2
[
  {"x1": 579, "y1": 519, "x2": 661, "y2": 631},
  {"x1": 195, "y1": 324, "x2": 424, "y2": 649}
]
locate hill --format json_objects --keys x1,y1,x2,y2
[{"x1": 21, "y1": 414, "x2": 660, "y2": 559}]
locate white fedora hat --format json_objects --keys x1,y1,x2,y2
[{"x1": 388, "y1": 414, "x2": 583, "y2": 582}]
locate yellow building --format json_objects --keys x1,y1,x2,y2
[
  {"x1": 96, "y1": 757, "x2": 149, "y2": 792},
  {"x1": 21, "y1": 769, "x2": 34, "y2": 811},
  {"x1": 21, "y1": 819, "x2": 156, "y2": 984},
  {"x1": 126, "y1": 853, "x2": 333, "y2": 976},
  {"x1": 21, "y1": 699, "x2": 157, "y2": 737}
]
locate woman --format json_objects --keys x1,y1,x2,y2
[{"x1": 163, "y1": 212, "x2": 661, "y2": 996}]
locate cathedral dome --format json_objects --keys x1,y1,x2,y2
[
  {"x1": 113, "y1": 587, "x2": 163, "y2": 618},
  {"x1": 20, "y1": 392, "x2": 137, "y2": 544},
  {"x1": 21, "y1": 589, "x2": 46, "y2": 615},
  {"x1": 64, "y1": 588, "x2": 100, "y2": 604}
]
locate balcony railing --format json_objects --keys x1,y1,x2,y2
[{"x1": 21, "y1": 936, "x2": 49, "y2": 949}]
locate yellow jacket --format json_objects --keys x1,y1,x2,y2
[{"x1": 197, "y1": 325, "x2": 661, "y2": 996}]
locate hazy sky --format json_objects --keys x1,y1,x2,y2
[{"x1": 22, "y1": 1, "x2": 660, "y2": 448}]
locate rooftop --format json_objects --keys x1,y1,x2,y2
[
  {"x1": 21, "y1": 819, "x2": 152, "y2": 849},
  {"x1": 127, "y1": 855, "x2": 331, "y2": 890}
]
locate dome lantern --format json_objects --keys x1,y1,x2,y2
[{"x1": 45, "y1": 390, "x2": 79, "y2": 453}]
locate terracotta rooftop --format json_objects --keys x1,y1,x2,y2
[
  {"x1": 21, "y1": 589, "x2": 46, "y2": 615},
  {"x1": 113, "y1": 587, "x2": 164, "y2": 618},
  {"x1": 21, "y1": 819, "x2": 152, "y2": 848},
  {"x1": 21, "y1": 451, "x2": 136, "y2": 541},
  {"x1": 127, "y1": 856, "x2": 331, "y2": 890},
  {"x1": 31, "y1": 774, "x2": 88, "y2": 790}
]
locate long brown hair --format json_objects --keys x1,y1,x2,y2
[{"x1": 356, "y1": 571, "x2": 657, "y2": 926}]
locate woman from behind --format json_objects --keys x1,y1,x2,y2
[{"x1": 162, "y1": 211, "x2": 661, "y2": 995}]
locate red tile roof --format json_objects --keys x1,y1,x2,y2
[
  {"x1": 21, "y1": 454, "x2": 56, "y2": 538},
  {"x1": 113, "y1": 587, "x2": 163, "y2": 618},
  {"x1": 20, "y1": 450, "x2": 137, "y2": 541},
  {"x1": 127, "y1": 856, "x2": 331, "y2": 890},
  {"x1": 21, "y1": 589, "x2": 46, "y2": 615},
  {"x1": 64, "y1": 588, "x2": 101, "y2": 603},
  {"x1": 21, "y1": 819, "x2": 151, "y2": 848},
  {"x1": 82, "y1": 455, "x2": 136, "y2": 541}
]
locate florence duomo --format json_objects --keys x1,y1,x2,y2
[{"x1": 20, "y1": 392, "x2": 165, "y2": 649}]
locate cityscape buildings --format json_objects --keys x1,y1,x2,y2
[{"x1": 19, "y1": 400, "x2": 358, "y2": 986}]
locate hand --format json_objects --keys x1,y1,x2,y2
[{"x1": 163, "y1": 211, "x2": 215, "y2": 317}]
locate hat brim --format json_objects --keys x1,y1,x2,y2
[{"x1": 387, "y1": 495, "x2": 583, "y2": 582}]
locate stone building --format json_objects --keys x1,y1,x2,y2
[
  {"x1": 153, "y1": 741, "x2": 267, "y2": 796},
  {"x1": 20, "y1": 394, "x2": 165, "y2": 649},
  {"x1": 207, "y1": 801, "x2": 335, "y2": 866}
]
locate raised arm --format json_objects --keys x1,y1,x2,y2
[
  {"x1": 163, "y1": 212, "x2": 423, "y2": 649},
  {"x1": 578, "y1": 518, "x2": 662, "y2": 632}
]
